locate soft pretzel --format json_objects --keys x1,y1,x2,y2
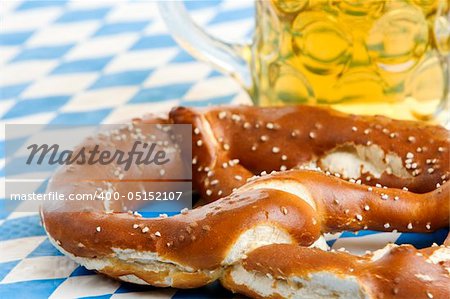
[
  {"x1": 236, "y1": 169, "x2": 449, "y2": 234},
  {"x1": 170, "y1": 105, "x2": 449, "y2": 203},
  {"x1": 40, "y1": 105, "x2": 450, "y2": 296},
  {"x1": 222, "y1": 243, "x2": 450, "y2": 299},
  {"x1": 42, "y1": 167, "x2": 449, "y2": 289},
  {"x1": 41, "y1": 165, "x2": 449, "y2": 289}
]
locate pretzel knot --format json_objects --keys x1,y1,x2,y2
[{"x1": 41, "y1": 106, "x2": 450, "y2": 298}]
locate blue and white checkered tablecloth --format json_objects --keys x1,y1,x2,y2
[{"x1": 0, "y1": 1, "x2": 448, "y2": 298}]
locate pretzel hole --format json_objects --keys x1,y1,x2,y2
[{"x1": 319, "y1": 143, "x2": 411, "y2": 180}]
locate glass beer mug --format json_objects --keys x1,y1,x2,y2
[{"x1": 159, "y1": 0, "x2": 449, "y2": 122}]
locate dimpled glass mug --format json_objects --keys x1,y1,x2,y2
[{"x1": 159, "y1": 0, "x2": 449, "y2": 122}]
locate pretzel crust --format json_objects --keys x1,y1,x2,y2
[
  {"x1": 222, "y1": 244, "x2": 450, "y2": 299},
  {"x1": 170, "y1": 105, "x2": 449, "y2": 203},
  {"x1": 42, "y1": 166, "x2": 449, "y2": 289},
  {"x1": 40, "y1": 105, "x2": 450, "y2": 295}
]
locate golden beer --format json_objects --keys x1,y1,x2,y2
[{"x1": 251, "y1": 0, "x2": 449, "y2": 120}]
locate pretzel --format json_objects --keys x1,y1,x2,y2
[
  {"x1": 40, "y1": 105, "x2": 450, "y2": 296},
  {"x1": 170, "y1": 105, "x2": 449, "y2": 203},
  {"x1": 41, "y1": 167, "x2": 449, "y2": 290},
  {"x1": 222, "y1": 243, "x2": 450, "y2": 299}
]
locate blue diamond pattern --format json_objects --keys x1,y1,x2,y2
[
  {"x1": 27, "y1": 239, "x2": 64, "y2": 258},
  {"x1": 15, "y1": 0, "x2": 68, "y2": 11},
  {"x1": 0, "y1": 83, "x2": 30, "y2": 100},
  {"x1": 184, "y1": 0, "x2": 222, "y2": 10},
  {"x1": 93, "y1": 21, "x2": 150, "y2": 37},
  {"x1": 2, "y1": 96, "x2": 70, "y2": 119},
  {"x1": 131, "y1": 34, "x2": 177, "y2": 50},
  {"x1": 11, "y1": 45, "x2": 73, "y2": 62},
  {"x1": 0, "y1": 31, "x2": 34, "y2": 46},
  {"x1": 80, "y1": 295, "x2": 112, "y2": 299},
  {"x1": 0, "y1": 261, "x2": 20, "y2": 282},
  {"x1": 70, "y1": 266, "x2": 96, "y2": 277},
  {"x1": 51, "y1": 57, "x2": 112, "y2": 74},
  {"x1": 170, "y1": 50, "x2": 196, "y2": 63},
  {"x1": 89, "y1": 70, "x2": 152, "y2": 89},
  {"x1": 395, "y1": 228, "x2": 449, "y2": 249},
  {"x1": 49, "y1": 109, "x2": 112, "y2": 125},
  {"x1": 0, "y1": 216, "x2": 45, "y2": 241},
  {"x1": 129, "y1": 83, "x2": 192, "y2": 103},
  {"x1": 0, "y1": 0, "x2": 445, "y2": 298},
  {"x1": 208, "y1": 7, "x2": 254, "y2": 25},
  {"x1": 0, "y1": 279, "x2": 65, "y2": 299},
  {"x1": 55, "y1": 7, "x2": 111, "y2": 23}
]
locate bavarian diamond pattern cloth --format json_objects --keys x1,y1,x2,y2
[{"x1": 0, "y1": 1, "x2": 448, "y2": 298}]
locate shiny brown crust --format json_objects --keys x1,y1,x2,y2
[
  {"x1": 222, "y1": 244, "x2": 450, "y2": 299},
  {"x1": 42, "y1": 166, "x2": 449, "y2": 289},
  {"x1": 240, "y1": 170, "x2": 449, "y2": 234},
  {"x1": 40, "y1": 105, "x2": 450, "y2": 295},
  {"x1": 170, "y1": 105, "x2": 449, "y2": 203},
  {"x1": 42, "y1": 187, "x2": 320, "y2": 269},
  {"x1": 42, "y1": 169, "x2": 449, "y2": 290}
]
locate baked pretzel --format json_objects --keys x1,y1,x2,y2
[
  {"x1": 222, "y1": 243, "x2": 450, "y2": 299},
  {"x1": 170, "y1": 105, "x2": 449, "y2": 203},
  {"x1": 42, "y1": 167, "x2": 449, "y2": 289},
  {"x1": 40, "y1": 105, "x2": 450, "y2": 296},
  {"x1": 41, "y1": 165, "x2": 449, "y2": 288}
]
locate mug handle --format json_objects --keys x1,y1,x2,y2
[{"x1": 158, "y1": 1, "x2": 252, "y2": 90}]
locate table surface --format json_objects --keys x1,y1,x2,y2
[{"x1": 0, "y1": 1, "x2": 447, "y2": 298}]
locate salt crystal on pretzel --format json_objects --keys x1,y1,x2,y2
[
  {"x1": 170, "y1": 105, "x2": 449, "y2": 203},
  {"x1": 40, "y1": 105, "x2": 450, "y2": 297}
]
